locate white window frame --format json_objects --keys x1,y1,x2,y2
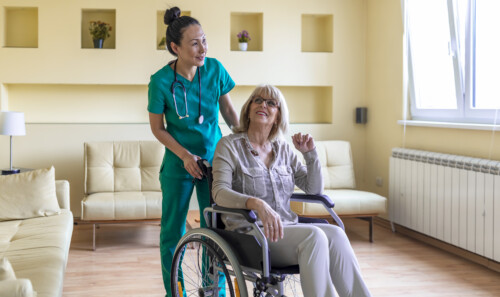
[{"x1": 404, "y1": 0, "x2": 500, "y2": 125}]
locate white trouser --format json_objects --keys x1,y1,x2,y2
[{"x1": 268, "y1": 223, "x2": 371, "y2": 297}]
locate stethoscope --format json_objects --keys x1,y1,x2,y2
[{"x1": 170, "y1": 60, "x2": 204, "y2": 124}]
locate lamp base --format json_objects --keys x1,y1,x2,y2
[{"x1": 1, "y1": 168, "x2": 21, "y2": 175}]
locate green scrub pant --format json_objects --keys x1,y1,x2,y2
[{"x1": 159, "y1": 175, "x2": 226, "y2": 297}]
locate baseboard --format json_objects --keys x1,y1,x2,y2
[{"x1": 374, "y1": 217, "x2": 500, "y2": 273}]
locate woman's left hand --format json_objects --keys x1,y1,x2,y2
[{"x1": 292, "y1": 133, "x2": 315, "y2": 153}]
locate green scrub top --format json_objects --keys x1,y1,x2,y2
[{"x1": 148, "y1": 57, "x2": 235, "y2": 178}]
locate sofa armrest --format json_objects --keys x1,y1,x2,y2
[{"x1": 55, "y1": 180, "x2": 70, "y2": 210}]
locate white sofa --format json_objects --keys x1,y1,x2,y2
[
  {"x1": 80, "y1": 141, "x2": 164, "y2": 250},
  {"x1": 0, "y1": 168, "x2": 73, "y2": 297},
  {"x1": 291, "y1": 140, "x2": 387, "y2": 242}
]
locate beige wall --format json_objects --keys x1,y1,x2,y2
[
  {"x1": 364, "y1": 0, "x2": 500, "y2": 219},
  {"x1": 0, "y1": 0, "x2": 368, "y2": 216},
  {"x1": 3, "y1": 0, "x2": 498, "y2": 219}
]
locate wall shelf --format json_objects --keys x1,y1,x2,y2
[
  {"x1": 3, "y1": 7, "x2": 38, "y2": 48},
  {"x1": 81, "y1": 9, "x2": 116, "y2": 49},
  {"x1": 301, "y1": 14, "x2": 333, "y2": 53},
  {"x1": 229, "y1": 85, "x2": 332, "y2": 124},
  {"x1": 7, "y1": 84, "x2": 148, "y2": 123},
  {"x1": 230, "y1": 12, "x2": 263, "y2": 52},
  {"x1": 156, "y1": 10, "x2": 191, "y2": 51}
]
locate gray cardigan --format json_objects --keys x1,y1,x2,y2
[{"x1": 212, "y1": 133, "x2": 323, "y2": 230}]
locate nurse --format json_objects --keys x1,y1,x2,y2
[{"x1": 147, "y1": 7, "x2": 239, "y2": 297}]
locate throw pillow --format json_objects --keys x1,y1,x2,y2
[{"x1": 0, "y1": 167, "x2": 61, "y2": 221}]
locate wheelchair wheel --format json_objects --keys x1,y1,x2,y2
[{"x1": 171, "y1": 228, "x2": 248, "y2": 297}]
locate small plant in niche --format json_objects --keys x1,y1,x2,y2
[
  {"x1": 89, "y1": 21, "x2": 112, "y2": 48},
  {"x1": 237, "y1": 30, "x2": 251, "y2": 43},
  {"x1": 158, "y1": 37, "x2": 166, "y2": 48}
]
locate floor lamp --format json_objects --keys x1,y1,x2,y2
[{"x1": 0, "y1": 111, "x2": 26, "y2": 175}]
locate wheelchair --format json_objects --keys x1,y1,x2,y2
[{"x1": 171, "y1": 160, "x2": 345, "y2": 297}]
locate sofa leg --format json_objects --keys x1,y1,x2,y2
[
  {"x1": 92, "y1": 224, "x2": 96, "y2": 251},
  {"x1": 358, "y1": 217, "x2": 374, "y2": 242}
]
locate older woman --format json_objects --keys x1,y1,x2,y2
[{"x1": 211, "y1": 85, "x2": 371, "y2": 297}]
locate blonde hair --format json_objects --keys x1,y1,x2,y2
[{"x1": 233, "y1": 84, "x2": 289, "y2": 140}]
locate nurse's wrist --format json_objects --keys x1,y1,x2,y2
[{"x1": 180, "y1": 151, "x2": 193, "y2": 162}]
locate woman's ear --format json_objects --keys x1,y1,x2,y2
[{"x1": 170, "y1": 42, "x2": 179, "y2": 55}]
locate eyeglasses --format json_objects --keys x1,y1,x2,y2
[{"x1": 253, "y1": 97, "x2": 280, "y2": 108}]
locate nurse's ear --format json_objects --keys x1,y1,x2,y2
[{"x1": 170, "y1": 41, "x2": 180, "y2": 55}]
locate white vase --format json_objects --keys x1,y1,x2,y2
[{"x1": 238, "y1": 42, "x2": 248, "y2": 51}]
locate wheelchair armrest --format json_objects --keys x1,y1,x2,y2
[
  {"x1": 212, "y1": 205, "x2": 258, "y2": 223},
  {"x1": 290, "y1": 193, "x2": 335, "y2": 208}
]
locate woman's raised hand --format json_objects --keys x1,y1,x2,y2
[
  {"x1": 292, "y1": 133, "x2": 315, "y2": 153},
  {"x1": 182, "y1": 153, "x2": 203, "y2": 179}
]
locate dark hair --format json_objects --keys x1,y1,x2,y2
[{"x1": 164, "y1": 7, "x2": 200, "y2": 56}]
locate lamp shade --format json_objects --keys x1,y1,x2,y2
[{"x1": 0, "y1": 111, "x2": 26, "y2": 136}]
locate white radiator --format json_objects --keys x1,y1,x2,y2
[{"x1": 389, "y1": 148, "x2": 500, "y2": 261}]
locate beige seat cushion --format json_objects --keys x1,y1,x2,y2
[
  {"x1": 0, "y1": 167, "x2": 60, "y2": 221},
  {"x1": 0, "y1": 210, "x2": 72, "y2": 297},
  {"x1": 81, "y1": 192, "x2": 162, "y2": 220},
  {"x1": 291, "y1": 189, "x2": 387, "y2": 216}
]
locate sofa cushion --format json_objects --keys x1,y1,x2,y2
[
  {"x1": 85, "y1": 141, "x2": 163, "y2": 194},
  {"x1": 1, "y1": 209, "x2": 73, "y2": 297},
  {"x1": 81, "y1": 192, "x2": 162, "y2": 220},
  {"x1": 291, "y1": 189, "x2": 387, "y2": 216},
  {"x1": 295, "y1": 141, "x2": 356, "y2": 189},
  {"x1": 0, "y1": 167, "x2": 60, "y2": 222}
]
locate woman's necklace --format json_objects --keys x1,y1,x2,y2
[{"x1": 247, "y1": 141, "x2": 270, "y2": 157}]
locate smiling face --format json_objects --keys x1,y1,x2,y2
[
  {"x1": 248, "y1": 94, "x2": 281, "y2": 129},
  {"x1": 171, "y1": 24, "x2": 207, "y2": 67}
]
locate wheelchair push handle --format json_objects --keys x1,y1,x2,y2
[{"x1": 196, "y1": 159, "x2": 212, "y2": 177}]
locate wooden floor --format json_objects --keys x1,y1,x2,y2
[{"x1": 63, "y1": 218, "x2": 500, "y2": 297}]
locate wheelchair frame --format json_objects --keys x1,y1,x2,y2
[{"x1": 171, "y1": 160, "x2": 345, "y2": 297}]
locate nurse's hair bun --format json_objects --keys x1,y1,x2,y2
[{"x1": 164, "y1": 7, "x2": 181, "y2": 25}]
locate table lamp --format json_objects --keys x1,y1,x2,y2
[{"x1": 0, "y1": 111, "x2": 26, "y2": 175}]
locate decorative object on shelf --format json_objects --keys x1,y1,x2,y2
[
  {"x1": 237, "y1": 30, "x2": 251, "y2": 51},
  {"x1": 0, "y1": 111, "x2": 26, "y2": 175},
  {"x1": 89, "y1": 21, "x2": 112, "y2": 48},
  {"x1": 158, "y1": 37, "x2": 166, "y2": 49}
]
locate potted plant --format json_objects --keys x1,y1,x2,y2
[
  {"x1": 158, "y1": 37, "x2": 166, "y2": 49},
  {"x1": 237, "y1": 30, "x2": 251, "y2": 51},
  {"x1": 89, "y1": 21, "x2": 112, "y2": 48}
]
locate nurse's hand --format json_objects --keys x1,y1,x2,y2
[{"x1": 182, "y1": 153, "x2": 203, "y2": 179}]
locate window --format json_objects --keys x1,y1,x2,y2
[{"x1": 405, "y1": 0, "x2": 500, "y2": 124}]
